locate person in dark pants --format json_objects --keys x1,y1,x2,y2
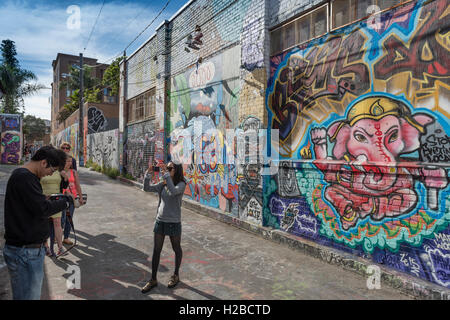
[
  {"x1": 141, "y1": 161, "x2": 186, "y2": 293},
  {"x1": 59, "y1": 142, "x2": 77, "y2": 245},
  {"x1": 3, "y1": 146, "x2": 74, "y2": 300}
]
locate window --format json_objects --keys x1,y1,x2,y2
[
  {"x1": 271, "y1": 4, "x2": 328, "y2": 55},
  {"x1": 143, "y1": 89, "x2": 156, "y2": 118},
  {"x1": 103, "y1": 88, "x2": 116, "y2": 103},
  {"x1": 126, "y1": 88, "x2": 156, "y2": 124},
  {"x1": 331, "y1": 0, "x2": 408, "y2": 29}
]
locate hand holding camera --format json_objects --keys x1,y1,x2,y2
[
  {"x1": 49, "y1": 193, "x2": 74, "y2": 208},
  {"x1": 49, "y1": 193, "x2": 87, "y2": 208}
]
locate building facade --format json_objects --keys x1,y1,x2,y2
[
  {"x1": 50, "y1": 53, "x2": 117, "y2": 141},
  {"x1": 118, "y1": 0, "x2": 449, "y2": 288},
  {"x1": 50, "y1": 53, "x2": 119, "y2": 166}
]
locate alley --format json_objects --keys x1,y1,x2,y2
[{"x1": 0, "y1": 165, "x2": 412, "y2": 300}]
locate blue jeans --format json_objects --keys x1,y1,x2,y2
[
  {"x1": 3, "y1": 244, "x2": 45, "y2": 300},
  {"x1": 63, "y1": 203, "x2": 74, "y2": 240}
]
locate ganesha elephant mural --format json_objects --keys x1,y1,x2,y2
[
  {"x1": 264, "y1": 0, "x2": 450, "y2": 287},
  {"x1": 310, "y1": 95, "x2": 448, "y2": 231}
]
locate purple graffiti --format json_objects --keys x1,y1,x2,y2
[{"x1": 1, "y1": 132, "x2": 21, "y2": 164}]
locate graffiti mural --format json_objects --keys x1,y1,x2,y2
[
  {"x1": 124, "y1": 121, "x2": 163, "y2": 182},
  {"x1": 0, "y1": 114, "x2": 22, "y2": 164},
  {"x1": 88, "y1": 107, "x2": 108, "y2": 134},
  {"x1": 54, "y1": 123, "x2": 78, "y2": 159},
  {"x1": 87, "y1": 129, "x2": 119, "y2": 169},
  {"x1": 169, "y1": 47, "x2": 241, "y2": 215},
  {"x1": 265, "y1": 0, "x2": 450, "y2": 287},
  {"x1": 238, "y1": 117, "x2": 263, "y2": 224}
]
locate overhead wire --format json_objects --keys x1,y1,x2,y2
[
  {"x1": 124, "y1": 0, "x2": 239, "y2": 80},
  {"x1": 81, "y1": 0, "x2": 172, "y2": 69},
  {"x1": 124, "y1": 0, "x2": 172, "y2": 53},
  {"x1": 83, "y1": 0, "x2": 107, "y2": 52}
]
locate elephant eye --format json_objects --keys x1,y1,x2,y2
[
  {"x1": 354, "y1": 132, "x2": 368, "y2": 143},
  {"x1": 388, "y1": 130, "x2": 398, "y2": 143}
]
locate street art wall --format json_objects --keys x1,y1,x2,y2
[
  {"x1": 54, "y1": 123, "x2": 79, "y2": 160},
  {"x1": 168, "y1": 46, "x2": 243, "y2": 216},
  {"x1": 265, "y1": 0, "x2": 450, "y2": 287},
  {"x1": 0, "y1": 114, "x2": 22, "y2": 164},
  {"x1": 86, "y1": 129, "x2": 120, "y2": 169},
  {"x1": 87, "y1": 106, "x2": 118, "y2": 134},
  {"x1": 123, "y1": 120, "x2": 164, "y2": 183}
]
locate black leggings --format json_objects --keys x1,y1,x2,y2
[{"x1": 151, "y1": 233, "x2": 182, "y2": 281}]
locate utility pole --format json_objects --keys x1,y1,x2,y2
[{"x1": 79, "y1": 53, "x2": 84, "y2": 167}]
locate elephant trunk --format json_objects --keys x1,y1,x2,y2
[{"x1": 361, "y1": 146, "x2": 397, "y2": 191}]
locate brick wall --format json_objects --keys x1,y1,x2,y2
[
  {"x1": 265, "y1": 0, "x2": 450, "y2": 288},
  {"x1": 118, "y1": 0, "x2": 450, "y2": 289}
]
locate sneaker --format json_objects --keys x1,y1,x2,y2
[
  {"x1": 56, "y1": 248, "x2": 68, "y2": 257},
  {"x1": 63, "y1": 239, "x2": 73, "y2": 245},
  {"x1": 141, "y1": 279, "x2": 158, "y2": 293},
  {"x1": 168, "y1": 275, "x2": 179, "y2": 288}
]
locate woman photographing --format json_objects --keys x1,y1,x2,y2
[{"x1": 141, "y1": 161, "x2": 186, "y2": 293}]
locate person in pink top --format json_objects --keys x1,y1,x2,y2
[{"x1": 62, "y1": 156, "x2": 84, "y2": 245}]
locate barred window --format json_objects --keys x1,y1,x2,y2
[
  {"x1": 331, "y1": 0, "x2": 408, "y2": 29},
  {"x1": 271, "y1": 4, "x2": 328, "y2": 56},
  {"x1": 126, "y1": 88, "x2": 156, "y2": 124},
  {"x1": 271, "y1": 1, "x2": 409, "y2": 56}
]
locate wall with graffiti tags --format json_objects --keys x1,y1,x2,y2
[
  {"x1": 123, "y1": 120, "x2": 164, "y2": 183},
  {"x1": 169, "y1": 46, "x2": 241, "y2": 215},
  {"x1": 54, "y1": 122, "x2": 79, "y2": 160},
  {"x1": 264, "y1": 0, "x2": 450, "y2": 287},
  {"x1": 87, "y1": 104, "x2": 119, "y2": 135},
  {"x1": 0, "y1": 114, "x2": 22, "y2": 164},
  {"x1": 86, "y1": 129, "x2": 120, "y2": 169},
  {"x1": 163, "y1": 0, "x2": 270, "y2": 224}
]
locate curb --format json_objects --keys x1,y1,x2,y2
[{"x1": 116, "y1": 175, "x2": 450, "y2": 300}]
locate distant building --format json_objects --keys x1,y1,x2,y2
[
  {"x1": 50, "y1": 53, "x2": 117, "y2": 140},
  {"x1": 50, "y1": 53, "x2": 119, "y2": 163}
]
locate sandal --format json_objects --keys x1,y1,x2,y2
[
  {"x1": 141, "y1": 279, "x2": 158, "y2": 293},
  {"x1": 168, "y1": 275, "x2": 179, "y2": 288}
]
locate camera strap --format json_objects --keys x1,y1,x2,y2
[{"x1": 56, "y1": 204, "x2": 77, "y2": 259}]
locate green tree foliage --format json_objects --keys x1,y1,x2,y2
[
  {"x1": 0, "y1": 39, "x2": 45, "y2": 114},
  {"x1": 1, "y1": 40, "x2": 19, "y2": 68},
  {"x1": 23, "y1": 114, "x2": 47, "y2": 142},
  {"x1": 63, "y1": 65, "x2": 99, "y2": 91},
  {"x1": 102, "y1": 56, "x2": 125, "y2": 96}
]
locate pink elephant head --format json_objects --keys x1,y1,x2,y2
[{"x1": 327, "y1": 96, "x2": 434, "y2": 163}]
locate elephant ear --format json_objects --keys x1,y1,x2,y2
[
  {"x1": 328, "y1": 121, "x2": 350, "y2": 160},
  {"x1": 401, "y1": 113, "x2": 434, "y2": 153}
]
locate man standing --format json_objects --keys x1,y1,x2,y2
[{"x1": 3, "y1": 146, "x2": 73, "y2": 300}]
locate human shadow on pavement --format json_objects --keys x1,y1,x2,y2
[
  {"x1": 42, "y1": 230, "x2": 220, "y2": 300},
  {"x1": 42, "y1": 230, "x2": 157, "y2": 300}
]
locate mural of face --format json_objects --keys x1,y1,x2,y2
[
  {"x1": 310, "y1": 95, "x2": 448, "y2": 230},
  {"x1": 326, "y1": 97, "x2": 434, "y2": 163}
]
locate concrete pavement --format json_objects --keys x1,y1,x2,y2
[{"x1": 0, "y1": 165, "x2": 412, "y2": 300}]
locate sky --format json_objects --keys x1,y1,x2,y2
[{"x1": 0, "y1": 0, "x2": 190, "y2": 120}]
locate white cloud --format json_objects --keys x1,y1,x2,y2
[{"x1": 1, "y1": 0, "x2": 173, "y2": 119}]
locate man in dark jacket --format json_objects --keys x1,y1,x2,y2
[{"x1": 3, "y1": 146, "x2": 74, "y2": 300}]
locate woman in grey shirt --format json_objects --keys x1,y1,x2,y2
[{"x1": 141, "y1": 161, "x2": 186, "y2": 293}]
